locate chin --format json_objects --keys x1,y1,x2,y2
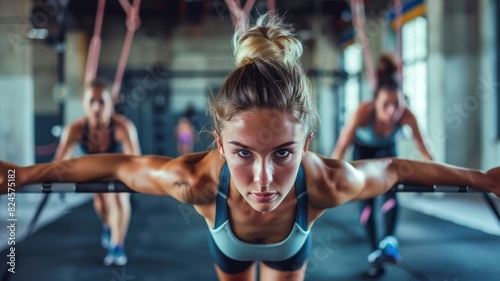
[{"x1": 249, "y1": 201, "x2": 280, "y2": 213}]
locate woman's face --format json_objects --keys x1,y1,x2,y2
[
  {"x1": 374, "y1": 89, "x2": 403, "y2": 123},
  {"x1": 83, "y1": 87, "x2": 113, "y2": 123},
  {"x1": 217, "y1": 109, "x2": 311, "y2": 213}
]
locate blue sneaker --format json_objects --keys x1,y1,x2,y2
[
  {"x1": 113, "y1": 245, "x2": 128, "y2": 266},
  {"x1": 366, "y1": 250, "x2": 389, "y2": 277},
  {"x1": 379, "y1": 236, "x2": 402, "y2": 264},
  {"x1": 101, "y1": 227, "x2": 111, "y2": 249},
  {"x1": 103, "y1": 245, "x2": 128, "y2": 266}
]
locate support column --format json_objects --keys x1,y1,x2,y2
[{"x1": 0, "y1": 0, "x2": 34, "y2": 165}]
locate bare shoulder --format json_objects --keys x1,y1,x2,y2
[
  {"x1": 399, "y1": 107, "x2": 416, "y2": 125},
  {"x1": 68, "y1": 118, "x2": 85, "y2": 131},
  {"x1": 112, "y1": 114, "x2": 139, "y2": 143},
  {"x1": 358, "y1": 102, "x2": 373, "y2": 112},
  {"x1": 162, "y1": 150, "x2": 223, "y2": 205},
  {"x1": 64, "y1": 118, "x2": 86, "y2": 141},
  {"x1": 112, "y1": 114, "x2": 136, "y2": 131},
  {"x1": 301, "y1": 152, "x2": 358, "y2": 210}
]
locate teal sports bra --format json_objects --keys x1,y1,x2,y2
[
  {"x1": 208, "y1": 163, "x2": 310, "y2": 261},
  {"x1": 355, "y1": 110, "x2": 401, "y2": 147}
]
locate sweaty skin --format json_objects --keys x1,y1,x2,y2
[{"x1": 1, "y1": 109, "x2": 499, "y2": 279}]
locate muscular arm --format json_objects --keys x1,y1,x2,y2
[
  {"x1": 401, "y1": 109, "x2": 433, "y2": 161},
  {"x1": 331, "y1": 103, "x2": 370, "y2": 159},
  {"x1": 331, "y1": 117, "x2": 356, "y2": 160},
  {"x1": 116, "y1": 116, "x2": 141, "y2": 156},
  {"x1": 4, "y1": 151, "x2": 217, "y2": 204},
  {"x1": 343, "y1": 158, "x2": 495, "y2": 201},
  {"x1": 53, "y1": 123, "x2": 80, "y2": 161},
  {"x1": 307, "y1": 153, "x2": 498, "y2": 210}
]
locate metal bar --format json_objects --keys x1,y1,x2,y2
[
  {"x1": 391, "y1": 183, "x2": 484, "y2": 193},
  {"x1": 15, "y1": 182, "x2": 136, "y2": 193},
  {"x1": 12, "y1": 182, "x2": 490, "y2": 194}
]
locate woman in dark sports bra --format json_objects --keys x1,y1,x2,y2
[
  {"x1": 52, "y1": 78, "x2": 141, "y2": 266},
  {"x1": 332, "y1": 54, "x2": 433, "y2": 276}
]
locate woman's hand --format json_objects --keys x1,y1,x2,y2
[
  {"x1": 0, "y1": 161, "x2": 21, "y2": 194},
  {"x1": 486, "y1": 167, "x2": 500, "y2": 197}
]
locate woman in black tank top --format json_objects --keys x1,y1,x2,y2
[
  {"x1": 80, "y1": 118, "x2": 123, "y2": 154},
  {"x1": 52, "y1": 78, "x2": 141, "y2": 266}
]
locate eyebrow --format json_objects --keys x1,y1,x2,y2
[{"x1": 228, "y1": 141, "x2": 297, "y2": 150}]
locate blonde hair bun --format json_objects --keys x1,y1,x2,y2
[{"x1": 233, "y1": 14, "x2": 303, "y2": 67}]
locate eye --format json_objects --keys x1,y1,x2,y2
[
  {"x1": 237, "y1": 150, "x2": 252, "y2": 158},
  {"x1": 275, "y1": 149, "x2": 291, "y2": 158}
]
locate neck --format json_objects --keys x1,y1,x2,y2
[
  {"x1": 88, "y1": 117, "x2": 110, "y2": 129},
  {"x1": 374, "y1": 112, "x2": 391, "y2": 125}
]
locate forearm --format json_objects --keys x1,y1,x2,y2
[
  {"x1": 20, "y1": 154, "x2": 133, "y2": 187},
  {"x1": 389, "y1": 158, "x2": 493, "y2": 192},
  {"x1": 416, "y1": 142, "x2": 433, "y2": 161},
  {"x1": 351, "y1": 157, "x2": 495, "y2": 200},
  {"x1": 421, "y1": 151, "x2": 433, "y2": 161},
  {"x1": 332, "y1": 130, "x2": 355, "y2": 160},
  {"x1": 331, "y1": 147, "x2": 345, "y2": 159}
]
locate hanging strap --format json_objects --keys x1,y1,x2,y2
[
  {"x1": 84, "y1": 0, "x2": 141, "y2": 103},
  {"x1": 224, "y1": 0, "x2": 256, "y2": 30},
  {"x1": 267, "y1": 0, "x2": 276, "y2": 20},
  {"x1": 350, "y1": 0, "x2": 377, "y2": 90},
  {"x1": 84, "y1": 0, "x2": 106, "y2": 85},
  {"x1": 111, "y1": 0, "x2": 142, "y2": 102}
]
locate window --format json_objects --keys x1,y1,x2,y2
[
  {"x1": 343, "y1": 43, "x2": 362, "y2": 122},
  {"x1": 402, "y1": 16, "x2": 428, "y2": 132},
  {"x1": 496, "y1": 0, "x2": 500, "y2": 139}
]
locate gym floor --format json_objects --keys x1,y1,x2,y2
[{"x1": 1, "y1": 194, "x2": 499, "y2": 281}]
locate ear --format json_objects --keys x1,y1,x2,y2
[
  {"x1": 303, "y1": 133, "x2": 314, "y2": 155},
  {"x1": 214, "y1": 130, "x2": 225, "y2": 156}
]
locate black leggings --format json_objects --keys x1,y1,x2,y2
[{"x1": 353, "y1": 142, "x2": 399, "y2": 251}]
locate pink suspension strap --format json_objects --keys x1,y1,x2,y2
[
  {"x1": 224, "y1": 0, "x2": 256, "y2": 30},
  {"x1": 267, "y1": 0, "x2": 276, "y2": 20},
  {"x1": 350, "y1": 0, "x2": 377, "y2": 90},
  {"x1": 84, "y1": 0, "x2": 106, "y2": 85},
  {"x1": 111, "y1": 0, "x2": 142, "y2": 102},
  {"x1": 84, "y1": 0, "x2": 141, "y2": 103}
]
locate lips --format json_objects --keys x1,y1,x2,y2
[{"x1": 250, "y1": 192, "x2": 278, "y2": 203}]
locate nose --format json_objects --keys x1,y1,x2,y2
[
  {"x1": 253, "y1": 159, "x2": 273, "y2": 186},
  {"x1": 90, "y1": 102, "x2": 102, "y2": 113},
  {"x1": 386, "y1": 104, "x2": 397, "y2": 116}
]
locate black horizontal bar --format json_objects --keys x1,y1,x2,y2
[
  {"x1": 11, "y1": 182, "x2": 487, "y2": 194},
  {"x1": 16, "y1": 182, "x2": 136, "y2": 193},
  {"x1": 390, "y1": 183, "x2": 483, "y2": 193}
]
